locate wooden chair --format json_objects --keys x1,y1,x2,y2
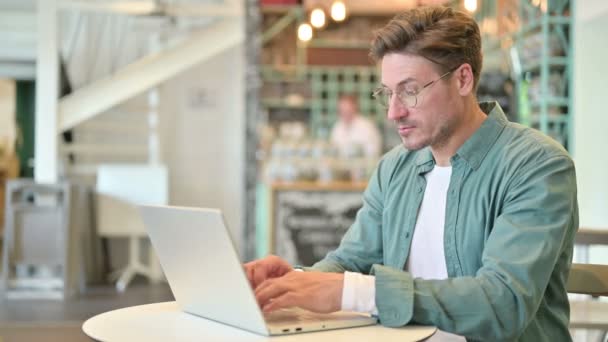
[
  {"x1": 568, "y1": 228, "x2": 608, "y2": 339},
  {"x1": 568, "y1": 263, "x2": 608, "y2": 297}
]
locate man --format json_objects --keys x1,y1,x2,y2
[
  {"x1": 245, "y1": 6, "x2": 578, "y2": 341},
  {"x1": 330, "y1": 94, "x2": 382, "y2": 159}
]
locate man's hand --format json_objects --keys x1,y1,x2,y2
[
  {"x1": 243, "y1": 255, "x2": 293, "y2": 290},
  {"x1": 254, "y1": 271, "x2": 344, "y2": 314}
]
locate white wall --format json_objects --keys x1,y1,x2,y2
[
  {"x1": 160, "y1": 44, "x2": 245, "y2": 254},
  {"x1": 573, "y1": 0, "x2": 608, "y2": 262}
]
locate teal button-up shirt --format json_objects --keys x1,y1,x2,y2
[{"x1": 311, "y1": 102, "x2": 578, "y2": 341}]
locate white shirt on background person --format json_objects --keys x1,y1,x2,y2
[{"x1": 330, "y1": 115, "x2": 382, "y2": 159}]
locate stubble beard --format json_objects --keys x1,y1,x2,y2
[{"x1": 399, "y1": 116, "x2": 458, "y2": 152}]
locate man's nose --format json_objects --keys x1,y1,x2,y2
[{"x1": 387, "y1": 96, "x2": 409, "y2": 122}]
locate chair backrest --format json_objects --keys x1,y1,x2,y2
[
  {"x1": 96, "y1": 164, "x2": 168, "y2": 205},
  {"x1": 570, "y1": 228, "x2": 608, "y2": 297},
  {"x1": 95, "y1": 164, "x2": 168, "y2": 237},
  {"x1": 567, "y1": 263, "x2": 608, "y2": 297}
]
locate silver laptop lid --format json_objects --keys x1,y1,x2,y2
[{"x1": 140, "y1": 205, "x2": 269, "y2": 335}]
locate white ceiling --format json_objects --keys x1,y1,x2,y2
[{"x1": 0, "y1": 0, "x2": 36, "y2": 11}]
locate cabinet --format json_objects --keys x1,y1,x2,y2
[
  {"x1": 514, "y1": 0, "x2": 573, "y2": 149},
  {"x1": 479, "y1": 0, "x2": 572, "y2": 150}
]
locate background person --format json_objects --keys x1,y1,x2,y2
[{"x1": 330, "y1": 94, "x2": 382, "y2": 159}]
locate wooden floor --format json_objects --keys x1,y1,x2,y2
[{"x1": 0, "y1": 281, "x2": 174, "y2": 342}]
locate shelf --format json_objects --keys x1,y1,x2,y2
[
  {"x1": 520, "y1": 16, "x2": 572, "y2": 36},
  {"x1": 261, "y1": 65, "x2": 308, "y2": 82},
  {"x1": 530, "y1": 113, "x2": 569, "y2": 124},
  {"x1": 521, "y1": 57, "x2": 569, "y2": 73},
  {"x1": 503, "y1": 1, "x2": 572, "y2": 151},
  {"x1": 484, "y1": 18, "x2": 571, "y2": 54},
  {"x1": 529, "y1": 97, "x2": 570, "y2": 110},
  {"x1": 262, "y1": 98, "x2": 311, "y2": 109}
]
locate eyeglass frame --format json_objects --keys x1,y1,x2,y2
[{"x1": 372, "y1": 65, "x2": 459, "y2": 109}]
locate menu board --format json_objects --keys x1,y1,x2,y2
[{"x1": 273, "y1": 189, "x2": 364, "y2": 266}]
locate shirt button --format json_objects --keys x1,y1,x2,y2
[
  {"x1": 405, "y1": 232, "x2": 410, "y2": 239},
  {"x1": 417, "y1": 187, "x2": 423, "y2": 193}
]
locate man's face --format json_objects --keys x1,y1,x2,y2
[
  {"x1": 380, "y1": 53, "x2": 462, "y2": 151},
  {"x1": 338, "y1": 98, "x2": 357, "y2": 124}
]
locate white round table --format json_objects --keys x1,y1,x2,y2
[{"x1": 83, "y1": 301, "x2": 436, "y2": 341}]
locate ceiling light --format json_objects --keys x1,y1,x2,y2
[
  {"x1": 297, "y1": 23, "x2": 313, "y2": 42},
  {"x1": 464, "y1": 0, "x2": 477, "y2": 12},
  {"x1": 330, "y1": 1, "x2": 346, "y2": 22},
  {"x1": 310, "y1": 8, "x2": 326, "y2": 29}
]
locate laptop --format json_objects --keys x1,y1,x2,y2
[{"x1": 139, "y1": 205, "x2": 378, "y2": 336}]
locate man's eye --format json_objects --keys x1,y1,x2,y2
[
  {"x1": 401, "y1": 89, "x2": 416, "y2": 97},
  {"x1": 404, "y1": 86, "x2": 419, "y2": 95}
]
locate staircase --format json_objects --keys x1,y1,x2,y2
[
  {"x1": 0, "y1": 0, "x2": 245, "y2": 292},
  {"x1": 58, "y1": 11, "x2": 170, "y2": 180},
  {"x1": 0, "y1": 0, "x2": 243, "y2": 182},
  {"x1": 62, "y1": 95, "x2": 158, "y2": 181}
]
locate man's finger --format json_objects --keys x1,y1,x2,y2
[
  {"x1": 255, "y1": 280, "x2": 289, "y2": 308},
  {"x1": 244, "y1": 265, "x2": 254, "y2": 288},
  {"x1": 254, "y1": 275, "x2": 275, "y2": 294},
  {"x1": 255, "y1": 279, "x2": 284, "y2": 304},
  {"x1": 253, "y1": 266, "x2": 268, "y2": 289},
  {"x1": 262, "y1": 292, "x2": 298, "y2": 313},
  {"x1": 256, "y1": 270, "x2": 299, "y2": 294}
]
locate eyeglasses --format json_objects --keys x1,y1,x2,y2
[{"x1": 372, "y1": 67, "x2": 458, "y2": 109}]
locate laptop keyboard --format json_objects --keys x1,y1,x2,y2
[
  {"x1": 265, "y1": 309, "x2": 322, "y2": 323},
  {"x1": 264, "y1": 308, "x2": 363, "y2": 324}
]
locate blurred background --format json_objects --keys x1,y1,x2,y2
[{"x1": 0, "y1": 0, "x2": 606, "y2": 341}]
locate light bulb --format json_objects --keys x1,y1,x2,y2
[
  {"x1": 297, "y1": 23, "x2": 313, "y2": 42},
  {"x1": 310, "y1": 8, "x2": 326, "y2": 29},
  {"x1": 331, "y1": 1, "x2": 346, "y2": 22},
  {"x1": 464, "y1": 0, "x2": 477, "y2": 12}
]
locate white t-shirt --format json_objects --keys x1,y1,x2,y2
[
  {"x1": 405, "y1": 165, "x2": 451, "y2": 279},
  {"x1": 341, "y1": 165, "x2": 465, "y2": 341},
  {"x1": 330, "y1": 115, "x2": 382, "y2": 158}
]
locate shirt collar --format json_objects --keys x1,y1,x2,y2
[
  {"x1": 415, "y1": 147, "x2": 434, "y2": 167},
  {"x1": 456, "y1": 101, "x2": 507, "y2": 170},
  {"x1": 415, "y1": 101, "x2": 508, "y2": 170}
]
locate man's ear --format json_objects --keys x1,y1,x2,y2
[{"x1": 455, "y1": 63, "x2": 475, "y2": 96}]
